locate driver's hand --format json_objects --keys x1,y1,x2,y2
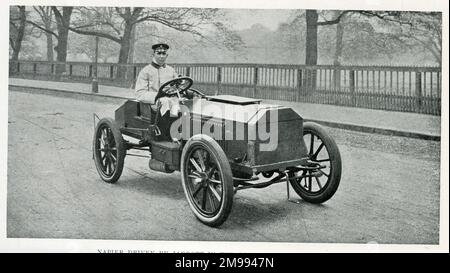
[{"x1": 184, "y1": 89, "x2": 196, "y2": 99}]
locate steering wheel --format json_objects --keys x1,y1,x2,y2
[{"x1": 156, "y1": 76, "x2": 193, "y2": 101}]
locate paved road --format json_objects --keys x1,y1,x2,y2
[{"x1": 7, "y1": 91, "x2": 440, "y2": 244}]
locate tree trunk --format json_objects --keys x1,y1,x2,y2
[
  {"x1": 11, "y1": 6, "x2": 26, "y2": 62},
  {"x1": 333, "y1": 12, "x2": 344, "y2": 66},
  {"x1": 333, "y1": 14, "x2": 344, "y2": 90},
  {"x1": 46, "y1": 34, "x2": 54, "y2": 61},
  {"x1": 128, "y1": 24, "x2": 136, "y2": 64},
  {"x1": 305, "y1": 10, "x2": 318, "y2": 65},
  {"x1": 118, "y1": 33, "x2": 131, "y2": 64},
  {"x1": 304, "y1": 10, "x2": 318, "y2": 92},
  {"x1": 116, "y1": 20, "x2": 133, "y2": 80},
  {"x1": 55, "y1": 26, "x2": 69, "y2": 74},
  {"x1": 53, "y1": 7, "x2": 73, "y2": 75},
  {"x1": 39, "y1": 7, "x2": 54, "y2": 62},
  {"x1": 44, "y1": 20, "x2": 54, "y2": 61}
]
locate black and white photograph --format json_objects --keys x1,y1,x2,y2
[{"x1": 1, "y1": 0, "x2": 448, "y2": 253}]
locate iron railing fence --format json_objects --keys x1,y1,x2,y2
[{"x1": 9, "y1": 60, "x2": 441, "y2": 115}]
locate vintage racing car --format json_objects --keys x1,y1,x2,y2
[{"x1": 93, "y1": 77, "x2": 342, "y2": 227}]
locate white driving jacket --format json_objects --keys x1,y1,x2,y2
[{"x1": 134, "y1": 61, "x2": 180, "y2": 116}]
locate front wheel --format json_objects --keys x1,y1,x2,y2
[
  {"x1": 290, "y1": 122, "x2": 342, "y2": 204},
  {"x1": 93, "y1": 118, "x2": 126, "y2": 183},
  {"x1": 180, "y1": 135, "x2": 234, "y2": 227}
]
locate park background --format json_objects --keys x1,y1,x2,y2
[
  {"x1": 9, "y1": 7, "x2": 441, "y2": 65},
  {"x1": 8, "y1": 5, "x2": 443, "y2": 116}
]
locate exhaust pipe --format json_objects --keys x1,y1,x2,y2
[{"x1": 149, "y1": 159, "x2": 174, "y2": 173}]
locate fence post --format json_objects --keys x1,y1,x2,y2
[
  {"x1": 69, "y1": 64, "x2": 73, "y2": 76},
  {"x1": 33, "y1": 63, "x2": 37, "y2": 75},
  {"x1": 8, "y1": 61, "x2": 13, "y2": 76},
  {"x1": 133, "y1": 66, "x2": 137, "y2": 79},
  {"x1": 17, "y1": 62, "x2": 20, "y2": 74},
  {"x1": 415, "y1": 72, "x2": 422, "y2": 112},
  {"x1": 253, "y1": 66, "x2": 258, "y2": 98},
  {"x1": 55, "y1": 63, "x2": 64, "y2": 78},
  {"x1": 186, "y1": 66, "x2": 191, "y2": 77},
  {"x1": 110, "y1": 65, "x2": 114, "y2": 79},
  {"x1": 349, "y1": 70, "x2": 355, "y2": 106},
  {"x1": 89, "y1": 65, "x2": 93, "y2": 77},
  {"x1": 296, "y1": 68, "x2": 303, "y2": 101},
  {"x1": 216, "y1": 66, "x2": 221, "y2": 95},
  {"x1": 334, "y1": 68, "x2": 341, "y2": 91}
]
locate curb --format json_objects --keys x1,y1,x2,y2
[
  {"x1": 9, "y1": 84, "x2": 129, "y2": 104},
  {"x1": 304, "y1": 119, "x2": 440, "y2": 141},
  {"x1": 9, "y1": 84, "x2": 440, "y2": 142}
]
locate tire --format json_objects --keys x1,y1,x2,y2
[
  {"x1": 93, "y1": 118, "x2": 126, "y2": 183},
  {"x1": 180, "y1": 134, "x2": 234, "y2": 227},
  {"x1": 290, "y1": 122, "x2": 342, "y2": 204}
]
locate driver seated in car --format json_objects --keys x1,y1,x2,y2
[
  {"x1": 135, "y1": 43, "x2": 180, "y2": 115},
  {"x1": 134, "y1": 43, "x2": 181, "y2": 140}
]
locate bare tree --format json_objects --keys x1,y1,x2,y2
[
  {"x1": 128, "y1": 24, "x2": 136, "y2": 63},
  {"x1": 67, "y1": 7, "x2": 238, "y2": 78},
  {"x1": 33, "y1": 6, "x2": 55, "y2": 61},
  {"x1": 304, "y1": 10, "x2": 357, "y2": 65},
  {"x1": 24, "y1": 6, "x2": 73, "y2": 73},
  {"x1": 295, "y1": 10, "x2": 442, "y2": 91},
  {"x1": 330, "y1": 11, "x2": 345, "y2": 88},
  {"x1": 386, "y1": 12, "x2": 442, "y2": 65},
  {"x1": 9, "y1": 6, "x2": 27, "y2": 62},
  {"x1": 69, "y1": 8, "x2": 215, "y2": 62},
  {"x1": 331, "y1": 11, "x2": 345, "y2": 66},
  {"x1": 305, "y1": 10, "x2": 319, "y2": 66},
  {"x1": 52, "y1": 7, "x2": 73, "y2": 73},
  {"x1": 69, "y1": 33, "x2": 119, "y2": 62}
]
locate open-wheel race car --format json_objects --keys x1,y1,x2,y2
[{"x1": 92, "y1": 76, "x2": 342, "y2": 227}]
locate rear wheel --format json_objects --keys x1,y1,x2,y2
[
  {"x1": 289, "y1": 122, "x2": 342, "y2": 203},
  {"x1": 181, "y1": 135, "x2": 234, "y2": 227},
  {"x1": 93, "y1": 118, "x2": 126, "y2": 183}
]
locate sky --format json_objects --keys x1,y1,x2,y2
[{"x1": 224, "y1": 9, "x2": 294, "y2": 31}]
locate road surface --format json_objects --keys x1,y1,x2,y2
[{"x1": 7, "y1": 90, "x2": 440, "y2": 244}]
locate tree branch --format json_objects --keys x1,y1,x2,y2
[
  {"x1": 9, "y1": 21, "x2": 18, "y2": 30},
  {"x1": 134, "y1": 13, "x2": 201, "y2": 33},
  {"x1": 26, "y1": 20, "x2": 59, "y2": 38},
  {"x1": 34, "y1": 6, "x2": 45, "y2": 19},
  {"x1": 37, "y1": 6, "x2": 54, "y2": 28},
  {"x1": 101, "y1": 21, "x2": 123, "y2": 36},
  {"x1": 125, "y1": 7, "x2": 132, "y2": 18},
  {"x1": 131, "y1": 7, "x2": 144, "y2": 19},
  {"x1": 72, "y1": 23, "x2": 100, "y2": 29},
  {"x1": 115, "y1": 7, "x2": 126, "y2": 19},
  {"x1": 9, "y1": 38, "x2": 15, "y2": 50},
  {"x1": 67, "y1": 26, "x2": 121, "y2": 43},
  {"x1": 411, "y1": 36, "x2": 441, "y2": 63},
  {"x1": 51, "y1": 6, "x2": 62, "y2": 20},
  {"x1": 317, "y1": 10, "x2": 355, "y2": 26},
  {"x1": 358, "y1": 11, "x2": 413, "y2": 26}
]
